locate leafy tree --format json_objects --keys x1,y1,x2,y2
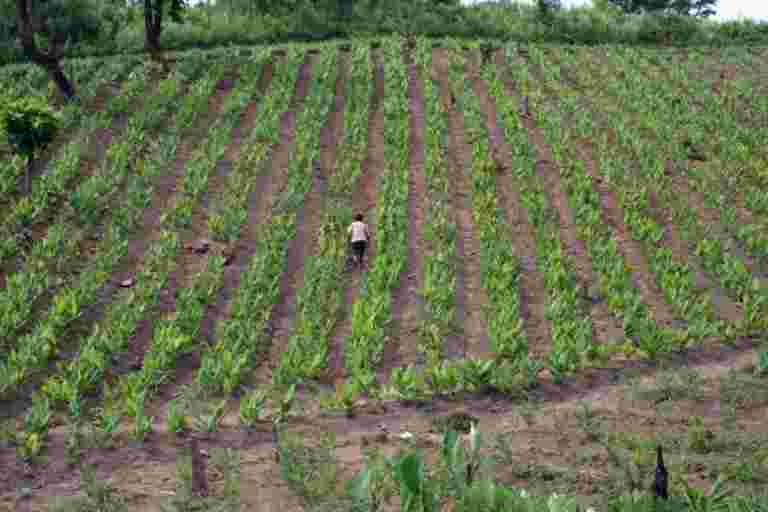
[
  {"x1": 607, "y1": 0, "x2": 717, "y2": 17},
  {"x1": 1, "y1": 96, "x2": 60, "y2": 192},
  {"x1": 13, "y1": 0, "x2": 101, "y2": 101}
]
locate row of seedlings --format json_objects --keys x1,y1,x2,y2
[
  {"x1": 195, "y1": 48, "x2": 309, "y2": 395},
  {"x1": 112, "y1": 55, "x2": 277, "y2": 438},
  {"x1": 341, "y1": 38, "x2": 410, "y2": 393},
  {"x1": 561, "y1": 47, "x2": 767, "y2": 334},
  {"x1": 191, "y1": 47, "x2": 336, "y2": 407},
  {"x1": 0, "y1": 55, "x2": 156, "y2": 263},
  {"x1": 15, "y1": 54, "x2": 239, "y2": 455},
  {"x1": 0, "y1": 59, "x2": 217, "y2": 400},
  {"x1": 501, "y1": 46, "x2": 684, "y2": 360},
  {"x1": 0, "y1": 56, "x2": 140, "y2": 198},
  {"x1": 627, "y1": 49, "x2": 768, "y2": 265},
  {"x1": 396, "y1": 39, "x2": 466, "y2": 396},
  {"x1": 457, "y1": 47, "x2": 597, "y2": 382},
  {"x1": 527, "y1": 47, "x2": 727, "y2": 348},
  {"x1": 276, "y1": 47, "x2": 365, "y2": 387},
  {"x1": 0, "y1": 58, "x2": 210, "y2": 350},
  {"x1": 38, "y1": 53, "x2": 270, "y2": 419}
]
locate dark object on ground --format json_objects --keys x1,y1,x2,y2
[
  {"x1": 190, "y1": 438, "x2": 209, "y2": 497},
  {"x1": 520, "y1": 96, "x2": 531, "y2": 118},
  {"x1": 654, "y1": 444, "x2": 668, "y2": 499}
]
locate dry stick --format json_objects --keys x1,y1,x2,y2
[
  {"x1": 190, "y1": 437, "x2": 209, "y2": 497},
  {"x1": 434, "y1": 48, "x2": 490, "y2": 359},
  {"x1": 386, "y1": 45, "x2": 428, "y2": 382},
  {"x1": 327, "y1": 50, "x2": 384, "y2": 384}
]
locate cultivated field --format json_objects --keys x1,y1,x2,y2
[{"x1": 1, "y1": 38, "x2": 768, "y2": 509}]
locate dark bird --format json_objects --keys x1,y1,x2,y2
[{"x1": 654, "y1": 444, "x2": 669, "y2": 500}]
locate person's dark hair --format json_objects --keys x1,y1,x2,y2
[{"x1": 355, "y1": 213, "x2": 364, "y2": 222}]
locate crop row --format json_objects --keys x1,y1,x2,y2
[
  {"x1": 0, "y1": 60, "x2": 221, "y2": 399},
  {"x1": 196, "y1": 48, "x2": 307, "y2": 394},
  {"x1": 0, "y1": 60, "x2": 214, "y2": 350},
  {"x1": 559, "y1": 47, "x2": 767, "y2": 333},
  {"x1": 523, "y1": 48, "x2": 725, "y2": 353}
]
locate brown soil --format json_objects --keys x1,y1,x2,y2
[
  {"x1": 574, "y1": 141, "x2": 685, "y2": 330},
  {"x1": 173, "y1": 50, "x2": 313, "y2": 400},
  {"x1": 668, "y1": 172, "x2": 762, "y2": 277},
  {"x1": 386, "y1": 47, "x2": 429, "y2": 382},
  {"x1": 328, "y1": 50, "x2": 385, "y2": 381},
  {"x1": 144, "y1": 70, "x2": 275, "y2": 415},
  {"x1": 480, "y1": 52, "x2": 555, "y2": 359},
  {"x1": 195, "y1": 56, "x2": 278, "y2": 352},
  {"x1": 541, "y1": 50, "x2": 748, "y2": 322},
  {"x1": 6, "y1": 74, "x2": 134, "y2": 205},
  {"x1": 433, "y1": 48, "x2": 490, "y2": 360},
  {"x1": 2, "y1": 334, "x2": 763, "y2": 508}
]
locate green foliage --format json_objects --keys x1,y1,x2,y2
[
  {"x1": 1, "y1": 95, "x2": 60, "y2": 159},
  {"x1": 278, "y1": 430, "x2": 339, "y2": 506}
]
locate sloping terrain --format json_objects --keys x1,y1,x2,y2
[{"x1": 1, "y1": 40, "x2": 767, "y2": 509}]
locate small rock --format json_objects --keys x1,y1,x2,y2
[{"x1": 119, "y1": 278, "x2": 134, "y2": 288}]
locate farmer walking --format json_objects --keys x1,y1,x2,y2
[{"x1": 348, "y1": 213, "x2": 370, "y2": 269}]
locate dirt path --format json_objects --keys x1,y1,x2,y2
[
  {"x1": 252, "y1": 52, "x2": 343, "y2": 386},
  {"x1": 328, "y1": 50, "x2": 385, "y2": 381},
  {"x1": 474, "y1": 53, "x2": 622, "y2": 352},
  {"x1": 432, "y1": 48, "x2": 490, "y2": 359},
  {"x1": 385, "y1": 48, "x2": 429, "y2": 381}
]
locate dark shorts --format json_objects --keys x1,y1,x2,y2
[{"x1": 351, "y1": 240, "x2": 367, "y2": 259}]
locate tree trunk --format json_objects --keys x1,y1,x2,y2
[
  {"x1": 26, "y1": 155, "x2": 33, "y2": 194},
  {"x1": 15, "y1": 0, "x2": 77, "y2": 103},
  {"x1": 144, "y1": 0, "x2": 164, "y2": 61},
  {"x1": 46, "y1": 62, "x2": 76, "y2": 102}
]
